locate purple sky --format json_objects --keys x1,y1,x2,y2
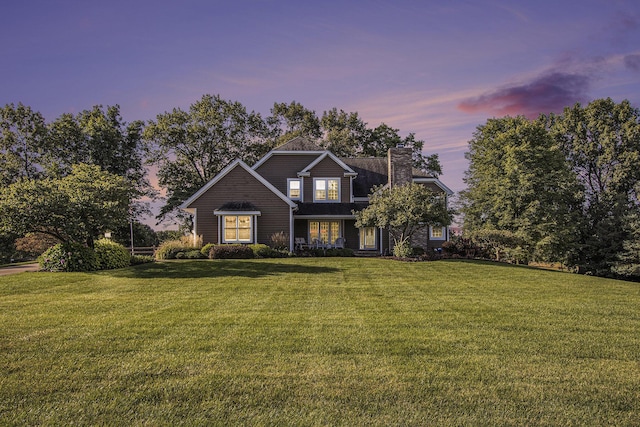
[{"x1": 3, "y1": 0, "x2": 640, "y2": 227}]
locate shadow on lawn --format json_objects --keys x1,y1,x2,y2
[{"x1": 109, "y1": 260, "x2": 340, "y2": 279}]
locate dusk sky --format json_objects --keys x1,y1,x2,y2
[{"x1": 3, "y1": 0, "x2": 640, "y2": 226}]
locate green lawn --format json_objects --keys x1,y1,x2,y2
[{"x1": 1, "y1": 258, "x2": 639, "y2": 426}]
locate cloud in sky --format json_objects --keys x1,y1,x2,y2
[{"x1": 457, "y1": 72, "x2": 590, "y2": 118}]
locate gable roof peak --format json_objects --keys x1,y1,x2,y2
[
  {"x1": 273, "y1": 136, "x2": 323, "y2": 152},
  {"x1": 180, "y1": 159, "x2": 297, "y2": 210}
]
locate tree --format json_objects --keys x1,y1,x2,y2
[
  {"x1": 460, "y1": 116, "x2": 581, "y2": 263},
  {"x1": 0, "y1": 164, "x2": 134, "y2": 247},
  {"x1": 550, "y1": 98, "x2": 640, "y2": 275},
  {"x1": 144, "y1": 94, "x2": 270, "y2": 222},
  {"x1": 355, "y1": 183, "x2": 453, "y2": 255},
  {"x1": 267, "y1": 101, "x2": 322, "y2": 146},
  {"x1": 0, "y1": 103, "x2": 48, "y2": 186},
  {"x1": 14, "y1": 233, "x2": 61, "y2": 259},
  {"x1": 111, "y1": 221, "x2": 159, "y2": 248},
  {"x1": 612, "y1": 211, "x2": 640, "y2": 279},
  {"x1": 320, "y1": 108, "x2": 367, "y2": 157},
  {"x1": 361, "y1": 123, "x2": 442, "y2": 176},
  {"x1": 46, "y1": 105, "x2": 148, "y2": 192},
  {"x1": 470, "y1": 228, "x2": 527, "y2": 263}
]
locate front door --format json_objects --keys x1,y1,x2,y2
[{"x1": 359, "y1": 227, "x2": 376, "y2": 250}]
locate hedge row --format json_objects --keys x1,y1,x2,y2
[{"x1": 38, "y1": 240, "x2": 154, "y2": 272}]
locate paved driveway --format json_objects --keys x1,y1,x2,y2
[{"x1": 0, "y1": 263, "x2": 39, "y2": 276}]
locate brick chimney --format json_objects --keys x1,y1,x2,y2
[{"x1": 388, "y1": 146, "x2": 413, "y2": 188}]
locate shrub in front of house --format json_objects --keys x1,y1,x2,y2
[
  {"x1": 201, "y1": 243, "x2": 216, "y2": 257},
  {"x1": 39, "y1": 242, "x2": 99, "y2": 272},
  {"x1": 392, "y1": 241, "x2": 413, "y2": 258},
  {"x1": 411, "y1": 246, "x2": 426, "y2": 256},
  {"x1": 155, "y1": 240, "x2": 191, "y2": 260},
  {"x1": 155, "y1": 236, "x2": 204, "y2": 260},
  {"x1": 249, "y1": 244, "x2": 289, "y2": 258},
  {"x1": 185, "y1": 250, "x2": 206, "y2": 259},
  {"x1": 209, "y1": 244, "x2": 255, "y2": 259},
  {"x1": 94, "y1": 238, "x2": 131, "y2": 270},
  {"x1": 269, "y1": 232, "x2": 289, "y2": 250}
]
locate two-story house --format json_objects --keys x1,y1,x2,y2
[{"x1": 180, "y1": 137, "x2": 453, "y2": 254}]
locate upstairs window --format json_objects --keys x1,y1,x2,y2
[
  {"x1": 314, "y1": 178, "x2": 340, "y2": 202},
  {"x1": 288, "y1": 178, "x2": 301, "y2": 200}
]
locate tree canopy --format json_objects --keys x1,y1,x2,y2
[
  {"x1": 0, "y1": 164, "x2": 135, "y2": 247},
  {"x1": 0, "y1": 103, "x2": 48, "y2": 186},
  {"x1": 549, "y1": 98, "x2": 640, "y2": 275},
  {"x1": 460, "y1": 116, "x2": 581, "y2": 263},
  {"x1": 47, "y1": 105, "x2": 147, "y2": 192},
  {"x1": 143, "y1": 94, "x2": 271, "y2": 222},
  {"x1": 355, "y1": 183, "x2": 453, "y2": 254}
]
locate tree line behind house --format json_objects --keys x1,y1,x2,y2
[{"x1": 1, "y1": 96, "x2": 639, "y2": 279}]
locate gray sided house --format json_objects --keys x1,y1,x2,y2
[{"x1": 180, "y1": 137, "x2": 453, "y2": 254}]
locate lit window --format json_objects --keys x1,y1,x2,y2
[
  {"x1": 431, "y1": 227, "x2": 444, "y2": 239},
  {"x1": 309, "y1": 221, "x2": 341, "y2": 245},
  {"x1": 314, "y1": 178, "x2": 340, "y2": 202},
  {"x1": 288, "y1": 179, "x2": 301, "y2": 200},
  {"x1": 223, "y1": 215, "x2": 253, "y2": 243},
  {"x1": 359, "y1": 227, "x2": 376, "y2": 249}
]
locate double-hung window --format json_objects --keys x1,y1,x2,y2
[
  {"x1": 314, "y1": 178, "x2": 340, "y2": 202},
  {"x1": 223, "y1": 215, "x2": 253, "y2": 243},
  {"x1": 288, "y1": 178, "x2": 301, "y2": 200}
]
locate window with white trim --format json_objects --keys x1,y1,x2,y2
[
  {"x1": 359, "y1": 227, "x2": 376, "y2": 250},
  {"x1": 288, "y1": 178, "x2": 301, "y2": 200},
  {"x1": 309, "y1": 220, "x2": 341, "y2": 245},
  {"x1": 223, "y1": 215, "x2": 253, "y2": 243},
  {"x1": 430, "y1": 226, "x2": 445, "y2": 240},
  {"x1": 314, "y1": 178, "x2": 340, "y2": 202}
]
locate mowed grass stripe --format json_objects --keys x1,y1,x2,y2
[{"x1": 1, "y1": 258, "x2": 638, "y2": 425}]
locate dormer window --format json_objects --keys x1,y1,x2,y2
[
  {"x1": 314, "y1": 178, "x2": 340, "y2": 202},
  {"x1": 288, "y1": 178, "x2": 301, "y2": 200}
]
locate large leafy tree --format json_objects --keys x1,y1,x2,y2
[
  {"x1": 355, "y1": 182, "x2": 453, "y2": 253},
  {"x1": 267, "y1": 101, "x2": 322, "y2": 146},
  {"x1": 361, "y1": 123, "x2": 442, "y2": 176},
  {"x1": 268, "y1": 101, "x2": 442, "y2": 175},
  {"x1": 612, "y1": 211, "x2": 640, "y2": 279},
  {"x1": 319, "y1": 108, "x2": 368, "y2": 157},
  {"x1": 47, "y1": 105, "x2": 147, "y2": 191},
  {"x1": 550, "y1": 98, "x2": 640, "y2": 275},
  {"x1": 144, "y1": 94, "x2": 270, "y2": 222},
  {"x1": 0, "y1": 103, "x2": 48, "y2": 186},
  {"x1": 0, "y1": 164, "x2": 134, "y2": 247},
  {"x1": 460, "y1": 116, "x2": 581, "y2": 263}
]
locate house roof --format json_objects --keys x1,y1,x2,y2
[
  {"x1": 299, "y1": 152, "x2": 358, "y2": 177},
  {"x1": 340, "y1": 158, "x2": 388, "y2": 198},
  {"x1": 272, "y1": 136, "x2": 323, "y2": 151},
  {"x1": 179, "y1": 160, "x2": 297, "y2": 212}
]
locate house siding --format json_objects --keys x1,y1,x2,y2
[
  {"x1": 344, "y1": 220, "x2": 359, "y2": 250},
  {"x1": 254, "y1": 154, "x2": 320, "y2": 196},
  {"x1": 304, "y1": 157, "x2": 352, "y2": 203},
  {"x1": 187, "y1": 166, "x2": 292, "y2": 245}
]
